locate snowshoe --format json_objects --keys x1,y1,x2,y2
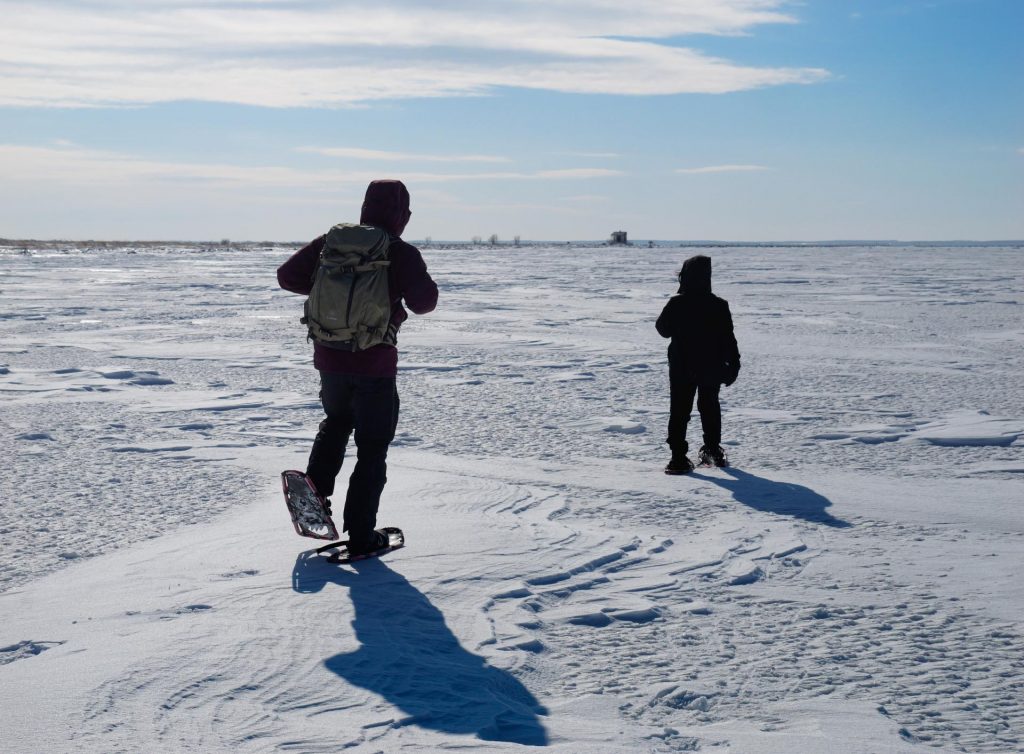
[
  {"x1": 316, "y1": 527, "x2": 405, "y2": 564},
  {"x1": 665, "y1": 455, "x2": 695, "y2": 475},
  {"x1": 282, "y1": 470, "x2": 339, "y2": 540},
  {"x1": 698, "y1": 445, "x2": 729, "y2": 468}
]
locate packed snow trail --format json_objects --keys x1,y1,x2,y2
[{"x1": 3, "y1": 449, "x2": 1022, "y2": 752}]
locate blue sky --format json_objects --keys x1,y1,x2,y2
[{"x1": 0, "y1": 0, "x2": 1020, "y2": 241}]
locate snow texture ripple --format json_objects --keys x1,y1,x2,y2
[{"x1": 1, "y1": 242, "x2": 1022, "y2": 752}]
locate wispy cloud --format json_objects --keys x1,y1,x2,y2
[
  {"x1": 0, "y1": 143, "x2": 621, "y2": 188},
  {"x1": 558, "y1": 152, "x2": 622, "y2": 159},
  {"x1": 0, "y1": 1, "x2": 828, "y2": 108},
  {"x1": 536, "y1": 168, "x2": 622, "y2": 179},
  {"x1": 675, "y1": 164, "x2": 770, "y2": 174},
  {"x1": 296, "y1": 147, "x2": 511, "y2": 163}
]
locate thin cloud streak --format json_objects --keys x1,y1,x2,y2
[
  {"x1": 675, "y1": 164, "x2": 770, "y2": 174},
  {"x1": 0, "y1": 1, "x2": 828, "y2": 108},
  {"x1": 296, "y1": 147, "x2": 512, "y2": 163},
  {"x1": 536, "y1": 168, "x2": 622, "y2": 179},
  {"x1": 0, "y1": 143, "x2": 622, "y2": 189},
  {"x1": 558, "y1": 152, "x2": 621, "y2": 159}
]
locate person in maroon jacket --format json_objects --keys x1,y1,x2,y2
[{"x1": 277, "y1": 180, "x2": 438, "y2": 554}]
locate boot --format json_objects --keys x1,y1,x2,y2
[
  {"x1": 665, "y1": 454, "x2": 695, "y2": 475},
  {"x1": 347, "y1": 529, "x2": 390, "y2": 556},
  {"x1": 698, "y1": 445, "x2": 729, "y2": 468}
]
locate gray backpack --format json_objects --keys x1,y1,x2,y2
[{"x1": 301, "y1": 224, "x2": 396, "y2": 351}]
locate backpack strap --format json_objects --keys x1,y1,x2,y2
[
  {"x1": 304, "y1": 319, "x2": 356, "y2": 344},
  {"x1": 332, "y1": 260, "x2": 391, "y2": 274},
  {"x1": 303, "y1": 320, "x2": 398, "y2": 350}
]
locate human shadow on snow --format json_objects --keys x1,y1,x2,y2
[
  {"x1": 692, "y1": 467, "x2": 852, "y2": 528},
  {"x1": 292, "y1": 553, "x2": 549, "y2": 746}
]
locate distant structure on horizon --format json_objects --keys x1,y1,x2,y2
[{"x1": 610, "y1": 231, "x2": 628, "y2": 245}]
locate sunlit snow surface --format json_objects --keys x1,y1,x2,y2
[{"x1": 1, "y1": 242, "x2": 1022, "y2": 752}]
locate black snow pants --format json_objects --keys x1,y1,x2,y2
[
  {"x1": 667, "y1": 363, "x2": 721, "y2": 455},
  {"x1": 305, "y1": 371, "x2": 399, "y2": 540}
]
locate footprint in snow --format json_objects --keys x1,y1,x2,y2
[{"x1": 0, "y1": 640, "x2": 65, "y2": 666}]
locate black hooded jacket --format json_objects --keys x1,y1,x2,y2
[{"x1": 655, "y1": 255, "x2": 740, "y2": 385}]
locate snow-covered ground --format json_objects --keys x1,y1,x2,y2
[{"x1": 1, "y1": 242, "x2": 1022, "y2": 752}]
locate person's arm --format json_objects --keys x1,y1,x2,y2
[
  {"x1": 655, "y1": 297, "x2": 678, "y2": 338},
  {"x1": 276, "y1": 235, "x2": 325, "y2": 295},
  {"x1": 722, "y1": 301, "x2": 741, "y2": 385},
  {"x1": 396, "y1": 244, "x2": 438, "y2": 315}
]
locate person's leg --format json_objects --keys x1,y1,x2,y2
[
  {"x1": 305, "y1": 372, "x2": 355, "y2": 499},
  {"x1": 667, "y1": 362, "x2": 697, "y2": 457},
  {"x1": 342, "y1": 376, "x2": 399, "y2": 541},
  {"x1": 696, "y1": 383, "x2": 722, "y2": 449}
]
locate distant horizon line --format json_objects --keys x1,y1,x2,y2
[
  {"x1": 2, "y1": 237, "x2": 1022, "y2": 249},
  {"x1": 2, "y1": 235, "x2": 1024, "y2": 249}
]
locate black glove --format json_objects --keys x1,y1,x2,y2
[{"x1": 723, "y1": 362, "x2": 740, "y2": 387}]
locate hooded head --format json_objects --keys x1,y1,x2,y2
[
  {"x1": 359, "y1": 180, "x2": 411, "y2": 237},
  {"x1": 678, "y1": 254, "x2": 712, "y2": 295}
]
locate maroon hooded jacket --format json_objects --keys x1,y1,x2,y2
[{"x1": 277, "y1": 180, "x2": 438, "y2": 377}]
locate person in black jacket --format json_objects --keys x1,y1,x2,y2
[{"x1": 655, "y1": 255, "x2": 740, "y2": 474}]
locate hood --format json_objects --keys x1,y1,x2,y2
[
  {"x1": 359, "y1": 180, "x2": 411, "y2": 237},
  {"x1": 678, "y1": 254, "x2": 712, "y2": 294}
]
